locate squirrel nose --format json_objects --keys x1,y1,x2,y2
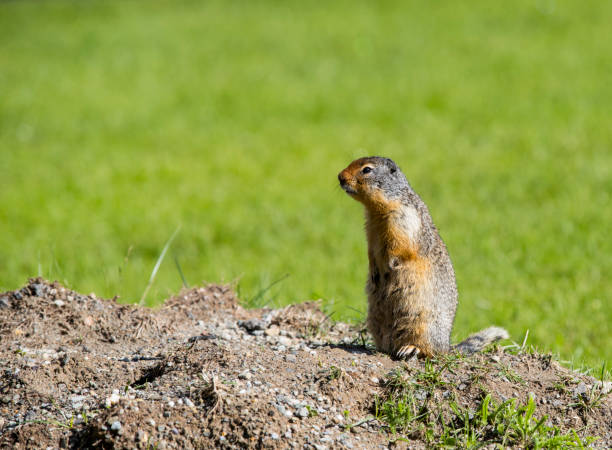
[{"x1": 338, "y1": 173, "x2": 347, "y2": 185}]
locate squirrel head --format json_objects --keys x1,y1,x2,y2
[{"x1": 338, "y1": 156, "x2": 410, "y2": 210}]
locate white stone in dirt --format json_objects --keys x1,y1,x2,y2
[
  {"x1": 276, "y1": 404, "x2": 293, "y2": 418},
  {"x1": 220, "y1": 332, "x2": 233, "y2": 341},
  {"x1": 296, "y1": 407, "x2": 309, "y2": 418},
  {"x1": 278, "y1": 336, "x2": 292, "y2": 346},
  {"x1": 573, "y1": 383, "x2": 588, "y2": 397},
  {"x1": 110, "y1": 421, "x2": 122, "y2": 432},
  {"x1": 53, "y1": 300, "x2": 65, "y2": 307},
  {"x1": 105, "y1": 393, "x2": 120, "y2": 408},
  {"x1": 414, "y1": 389, "x2": 427, "y2": 401},
  {"x1": 264, "y1": 326, "x2": 280, "y2": 337},
  {"x1": 70, "y1": 395, "x2": 87, "y2": 410}
]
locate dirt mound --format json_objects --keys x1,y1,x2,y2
[{"x1": 0, "y1": 279, "x2": 610, "y2": 449}]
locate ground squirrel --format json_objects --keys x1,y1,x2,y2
[{"x1": 338, "y1": 156, "x2": 508, "y2": 359}]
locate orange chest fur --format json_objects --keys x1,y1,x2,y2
[{"x1": 365, "y1": 214, "x2": 430, "y2": 279}]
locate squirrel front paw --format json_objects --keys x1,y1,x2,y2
[{"x1": 396, "y1": 345, "x2": 421, "y2": 360}]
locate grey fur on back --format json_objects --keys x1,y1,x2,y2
[
  {"x1": 384, "y1": 159, "x2": 508, "y2": 355},
  {"x1": 362, "y1": 156, "x2": 460, "y2": 354},
  {"x1": 396, "y1": 163, "x2": 460, "y2": 353}
]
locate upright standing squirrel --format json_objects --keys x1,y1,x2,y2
[{"x1": 338, "y1": 156, "x2": 508, "y2": 359}]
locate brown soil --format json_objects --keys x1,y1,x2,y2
[{"x1": 0, "y1": 278, "x2": 610, "y2": 449}]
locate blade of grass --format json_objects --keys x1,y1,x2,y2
[
  {"x1": 139, "y1": 225, "x2": 181, "y2": 306},
  {"x1": 521, "y1": 329, "x2": 530, "y2": 351},
  {"x1": 246, "y1": 273, "x2": 290, "y2": 308},
  {"x1": 173, "y1": 254, "x2": 189, "y2": 288}
]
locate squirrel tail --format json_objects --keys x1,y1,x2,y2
[{"x1": 453, "y1": 326, "x2": 509, "y2": 354}]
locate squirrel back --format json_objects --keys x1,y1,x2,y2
[{"x1": 339, "y1": 156, "x2": 508, "y2": 358}]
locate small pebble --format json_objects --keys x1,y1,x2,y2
[
  {"x1": 278, "y1": 336, "x2": 292, "y2": 347},
  {"x1": 238, "y1": 371, "x2": 251, "y2": 380},
  {"x1": 105, "y1": 393, "x2": 120, "y2": 408},
  {"x1": 573, "y1": 383, "x2": 588, "y2": 398},
  {"x1": 264, "y1": 326, "x2": 280, "y2": 337}
]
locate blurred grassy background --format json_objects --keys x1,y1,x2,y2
[{"x1": 1, "y1": 0, "x2": 610, "y2": 369}]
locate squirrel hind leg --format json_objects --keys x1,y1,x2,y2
[
  {"x1": 396, "y1": 345, "x2": 421, "y2": 360},
  {"x1": 395, "y1": 344, "x2": 436, "y2": 360},
  {"x1": 454, "y1": 326, "x2": 509, "y2": 354}
]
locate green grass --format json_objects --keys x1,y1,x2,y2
[
  {"x1": 1, "y1": 0, "x2": 611, "y2": 368},
  {"x1": 375, "y1": 365, "x2": 596, "y2": 448}
]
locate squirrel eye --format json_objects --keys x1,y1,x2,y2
[{"x1": 361, "y1": 166, "x2": 373, "y2": 174}]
